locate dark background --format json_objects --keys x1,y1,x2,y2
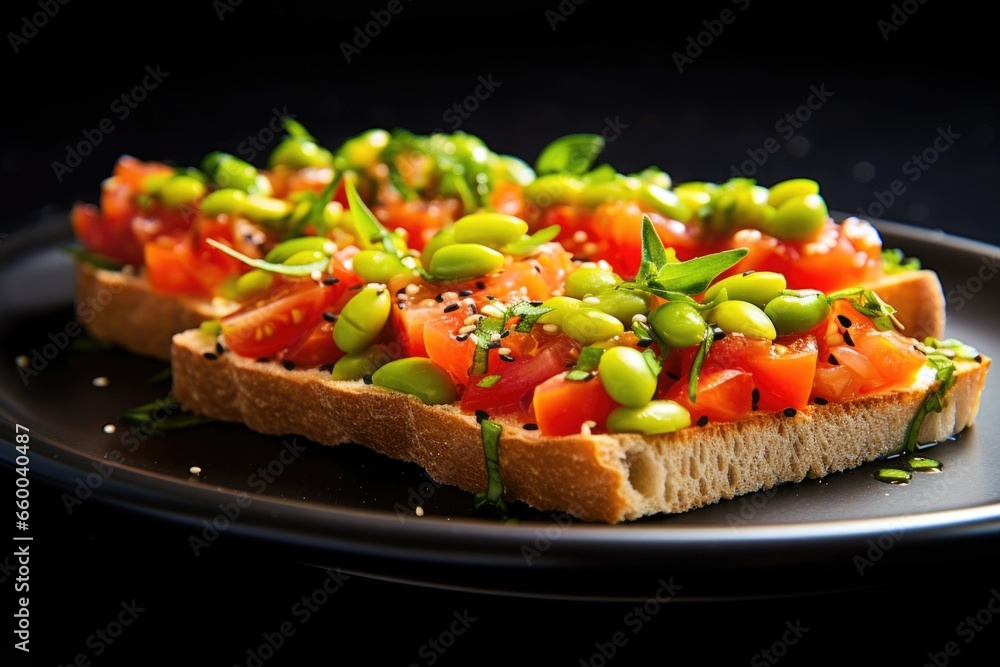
[{"x1": 3, "y1": 1, "x2": 1000, "y2": 665}]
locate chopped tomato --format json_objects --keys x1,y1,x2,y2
[
  {"x1": 533, "y1": 371, "x2": 619, "y2": 436},
  {"x1": 423, "y1": 313, "x2": 478, "y2": 384},
  {"x1": 374, "y1": 199, "x2": 460, "y2": 252},
  {"x1": 663, "y1": 367, "x2": 756, "y2": 424},
  {"x1": 283, "y1": 321, "x2": 345, "y2": 367},
  {"x1": 461, "y1": 329, "x2": 579, "y2": 416}
]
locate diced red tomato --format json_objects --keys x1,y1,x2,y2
[
  {"x1": 533, "y1": 371, "x2": 619, "y2": 436},
  {"x1": 663, "y1": 367, "x2": 756, "y2": 424},
  {"x1": 283, "y1": 321, "x2": 345, "y2": 367},
  {"x1": 374, "y1": 199, "x2": 460, "y2": 252}
]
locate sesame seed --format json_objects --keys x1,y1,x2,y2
[
  {"x1": 475, "y1": 281, "x2": 486, "y2": 290},
  {"x1": 582, "y1": 296, "x2": 600, "y2": 305},
  {"x1": 456, "y1": 333, "x2": 470, "y2": 342},
  {"x1": 405, "y1": 283, "x2": 420, "y2": 296},
  {"x1": 363, "y1": 374, "x2": 373, "y2": 385},
  {"x1": 742, "y1": 270, "x2": 756, "y2": 277},
  {"x1": 814, "y1": 396, "x2": 829, "y2": 405},
  {"x1": 310, "y1": 270, "x2": 323, "y2": 282},
  {"x1": 523, "y1": 423, "x2": 539, "y2": 431},
  {"x1": 441, "y1": 291, "x2": 458, "y2": 301},
  {"x1": 189, "y1": 466, "x2": 202, "y2": 475},
  {"x1": 783, "y1": 408, "x2": 797, "y2": 417},
  {"x1": 597, "y1": 259, "x2": 612, "y2": 271},
  {"x1": 497, "y1": 347, "x2": 512, "y2": 356},
  {"x1": 837, "y1": 315, "x2": 853, "y2": 328},
  {"x1": 368, "y1": 283, "x2": 386, "y2": 291},
  {"x1": 102, "y1": 424, "x2": 116, "y2": 434},
  {"x1": 752, "y1": 388, "x2": 760, "y2": 411},
  {"x1": 464, "y1": 314, "x2": 483, "y2": 326},
  {"x1": 542, "y1": 323, "x2": 559, "y2": 334},
  {"x1": 697, "y1": 416, "x2": 709, "y2": 427},
  {"x1": 92, "y1": 376, "x2": 110, "y2": 387},
  {"x1": 415, "y1": 506, "x2": 425, "y2": 517},
  {"x1": 322, "y1": 276, "x2": 340, "y2": 286},
  {"x1": 713, "y1": 328, "x2": 726, "y2": 341},
  {"x1": 499, "y1": 354, "x2": 515, "y2": 362},
  {"x1": 637, "y1": 338, "x2": 653, "y2": 348},
  {"x1": 15, "y1": 355, "x2": 29, "y2": 368},
  {"x1": 631, "y1": 313, "x2": 648, "y2": 324},
  {"x1": 843, "y1": 331, "x2": 855, "y2": 347},
  {"x1": 459, "y1": 289, "x2": 474, "y2": 297},
  {"x1": 488, "y1": 341, "x2": 502, "y2": 349},
  {"x1": 458, "y1": 324, "x2": 478, "y2": 335},
  {"x1": 397, "y1": 292, "x2": 408, "y2": 301},
  {"x1": 434, "y1": 293, "x2": 445, "y2": 303},
  {"x1": 572, "y1": 230, "x2": 589, "y2": 243},
  {"x1": 828, "y1": 354, "x2": 839, "y2": 365},
  {"x1": 282, "y1": 360, "x2": 296, "y2": 370},
  {"x1": 580, "y1": 261, "x2": 598, "y2": 269},
  {"x1": 216, "y1": 341, "x2": 225, "y2": 355},
  {"x1": 667, "y1": 371, "x2": 680, "y2": 381},
  {"x1": 490, "y1": 333, "x2": 502, "y2": 342},
  {"x1": 349, "y1": 283, "x2": 364, "y2": 290},
  {"x1": 443, "y1": 303, "x2": 460, "y2": 313},
  {"x1": 475, "y1": 409, "x2": 489, "y2": 423},
  {"x1": 256, "y1": 357, "x2": 270, "y2": 363},
  {"x1": 481, "y1": 304, "x2": 505, "y2": 318},
  {"x1": 580, "y1": 420, "x2": 597, "y2": 436}
]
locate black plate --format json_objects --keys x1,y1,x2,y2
[{"x1": 3, "y1": 211, "x2": 1000, "y2": 601}]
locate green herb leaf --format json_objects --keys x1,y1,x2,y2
[
  {"x1": 205, "y1": 238, "x2": 330, "y2": 276},
  {"x1": 471, "y1": 315, "x2": 506, "y2": 375},
  {"x1": 291, "y1": 172, "x2": 341, "y2": 237},
  {"x1": 504, "y1": 225, "x2": 561, "y2": 256},
  {"x1": 345, "y1": 176, "x2": 399, "y2": 251},
  {"x1": 640, "y1": 214, "x2": 670, "y2": 270},
  {"x1": 653, "y1": 248, "x2": 749, "y2": 295},
  {"x1": 509, "y1": 301, "x2": 554, "y2": 334},
  {"x1": 566, "y1": 346, "x2": 604, "y2": 381},
  {"x1": 688, "y1": 325, "x2": 715, "y2": 403},
  {"x1": 121, "y1": 397, "x2": 217, "y2": 436},
  {"x1": 642, "y1": 348, "x2": 662, "y2": 377},
  {"x1": 534, "y1": 133, "x2": 605, "y2": 176},
  {"x1": 62, "y1": 245, "x2": 126, "y2": 271},
  {"x1": 827, "y1": 287, "x2": 900, "y2": 331},
  {"x1": 476, "y1": 374, "x2": 502, "y2": 388},
  {"x1": 282, "y1": 117, "x2": 314, "y2": 140},
  {"x1": 882, "y1": 248, "x2": 921, "y2": 275},
  {"x1": 899, "y1": 355, "x2": 956, "y2": 453},
  {"x1": 474, "y1": 418, "x2": 508, "y2": 516}
]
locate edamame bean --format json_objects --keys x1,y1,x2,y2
[
  {"x1": 767, "y1": 178, "x2": 820, "y2": 208},
  {"x1": 598, "y1": 346, "x2": 657, "y2": 408},
  {"x1": 199, "y1": 188, "x2": 247, "y2": 217},
  {"x1": 330, "y1": 344, "x2": 396, "y2": 381},
  {"x1": 202, "y1": 151, "x2": 272, "y2": 195},
  {"x1": 234, "y1": 269, "x2": 273, "y2": 298},
  {"x1": 157, "y1": 175, "x2": 206, "y2": 207},
  {"x1": 420, "y1": 226, "x2": 456, "y2": 268},
  {"x1": 565, "y1": 266, "x2": 621, "y2": 299},
  {"x1": 761, "y1": 194, "x2": 828, "y2": 241},
  {"x1": 242, "y1": 194, "x2": 293, "y2": 224},
  {"x1": 522, "y1": 173, "x2": 584, "y2": 206},
  {"x1": 673, "y1": 181, "x2": 716, "y2": 212},
  {"x1": 607, "y1": 400, "x2": 691, "y2": 435},
  {"x1": 709, "y1": 182, "x2": 773, "y2": 232},
  {"x1": 578, "y1": 177, "x2": 639, "y2": 208},
  {"x1": 706, "y1": 300, "x2": 777, "y2": 340},
  {"x1": 561, "y1": 308, "x2": 625, "y2": 345},
  {"x1": 764, "y1": 290, "x2": 831, "y2": 334},
  {"x1": 427, "y1": 243, "x2": 505, "y2": 280},
  {"x1": 352, "y1": 249, "x2": 411, "y2": 283},
  {"x1": 372, "y1": 357, "x2": 459, "y2": 405},
  {"x1": 334, "y1": 284, "x2": 391, "y2": 353},
  {"x1": 703, "y1": 271, "x2": 787, "y2": 309},
  {"x1": 639, "y1": 183, "x2": 693, "y2": 223},
  {"x1": 452, "y1": 213, "x2": 529, "y2": 249},
  {"x1": 335, "y1": 129, "x2": 390, "y2": 171},
  {"x1": 591, "y1": 290, "x2": 651, "y2": 324},
  {"x1": 264, "y1": 237, "x2": 335, "y2": 263},
  {"x1": 536, "y1": 296, "x2": 585, "y2": 326},
  {"x1": 269, "y1": 137, "x2": 334, "y2": 169},
  {"x1": 648, "y1": 301, "x2": 707, "y2": 349}
]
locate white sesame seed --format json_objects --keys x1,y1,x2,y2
[
  {"x1": 597, "y1": 259, "x2": 613, "y2": 271},
  {"x1": 189, "y1": 466, "x2": 202, "y2": 475},
  {"x1": 458, "y1": 324, "x2": 478, "y2": 335},
  {"x1": 310, "y1": 270, "x2": 323, "y2": 282},
  {"x1": 367, "y1": 283, "x2": 386, "y2": 291},
  {"x1": 92, "y1": 376, "x2": 110, "y2": 387},
  {"x1": 542, "y1": 323, "x2": 559, "y2": 334},
  {"x1": 497, "y1": 347, "x2": 512, "y2": 356},
  {"x1": 415, "y1": 506, "x2": 425, "y2": 517},
  {"x1": 582, "y1": 296, "x2": 600, "y2": 305},
  {"x1": 464, "y1": 315, "x2": 482, "y2": 326},
  {"x1": 405, "y1": 283, "x2": 420, "y2": 296},
  {"x1": 573, "y1": 230, "x2": 589, "y2": 243},
  {"x1": 441, "y1": 291, "x2": 458, "y2": 301},
  {"x1": 462, "y1": 297, "x2": 476, "y2": 307},
  {"x1": 15, "y1": 355, "x2": 29, "y2": 368},
  {"x1": 481, "y1": 304, "x2": 505, "y2": 318},
  {"x1": 580, "y1": 261, "x2": 598, "y2": 269},
  {"x1": 581, "y1": 420, "x2": 597, "y2": 437},
  {"x1": 421, "y1": 299, "x2": 437, "y2": 308},
  {"x1": 102, "y1": 424, "x2": 116, "y2": 434},
  {"x1": 632, "y1": 313, "x2": 648, "y2": 324},
  {"x1": 322, "y1": 241, "x2": 338, "y2": 254},
  {"x1": 490, "y1": 333, "x2": 502, "y2": 343},
  {"x1": 397, "y1": 292, "x2": 408, "y2": 300}
]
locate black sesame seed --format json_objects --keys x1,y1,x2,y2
[
  {"x1": 828, "y1": 354, "x2": 839, "y2": 365},
  {"x1": 475, "y1": 281, "x2": 486, "y2": 290},
  {"x1": 488, "y1": 341, "x2": 501, "y2": 349},
  {"x1": 363, "y1": 374, "x2": 373, "y2": 385},
  {"x1": 322, "y1": 277, "x2": 340, "y2": 286},
  {"x1": 752, "y1": 388, "x2": 760, "y2": 411},
  {"x1": 523, "y1": 423, "x2": 539, "y2": 431},
  {"x1": 975, "y1": 354, "x2": 983, "y2": 363},
  {"x1": 713, "y1": 328, "x2": 726, "y2": 342},
  {"x1": 468, "y1": 303, "x2": 478, "y2": 314},
  {"x1": 696, "y1": 415, "x2": 709, "y2": 427},
  {"x1": 203, "y1": 352, "x2": 218, "y2": 361},
  {"x1": 843, "y1": 331, "x2": 855, "y2": 347},
  {"x1": 500, "y1": 354, "x2": 515, "y2": 362},
  {"x1": 322, "y1": 311, "x2": 339, "y2": 322},
  {"x1": 434, "y1": 293, "x2": 444, "y2": 303},
  {"x1": 837, "y1": 315, "x2": 852, "y2": 328},
  {"x1": 397, "y1": 302, "x2": 406, "y2": 310},
  {"x1": 783, "y1": 407, "x2": 797, "y2": 417},
  {"x1": 443, "y1": 303, "x2": 460, "y2": 313},
  {"x1": 319, "y1": 364, "x2": 335, "y2": 373},
  {"x1": 570, "y1": 256, "x2": 590, "y2": 263},
  {"x1": 637, "y1": 338, "x2": 653, "y2": 348},
  {"x1": 667, "y1": 371, "x2": 680, "y2": 381},
  {"x1": 349, "y1": 284, "x2": 364, "y2": 290},
  {"x1": 814, "y1": 396, "x2": 828, "y2": 405},
  {"x1": 475, "y1": 409, "x2": 489, "y2": 423},
  {"x1": 742, "y1": 270, "x2": 756, "y2": 277},
  {"x1": 215, "y1": 341, "x2": 225, "y2": 355},
  {"x1": 256, "y1": 357, "x2": 270, "y2": 363},
  {"x1": 282, "y1": 360, "x2": 296, "y2": 371},
  {"x1": 500, "y1": 329, "x2": 511, "y2": 338},
  {"x1": 530, "y1": 301, "x2": 543, "y2": 307},
  {"x1": 456, "y1": 333, "x2": 470, "y2": 342},
  {"x1": 459, "y1": 289, "x2": 474, "y2": 297}
]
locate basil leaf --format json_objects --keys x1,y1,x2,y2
[
  {"x1": 205, "y1": 239, "x2": 330, "y2": 276},
  {"x1": 899, "y1": 356, "x2": 956, "y2": 454},
  {"x1": 688, "y1": 325, "x2": 714, "y2": 403},
  {"x1": 62, "y1": 245, "x2": 126, "y2": 271},
  {"x1": 504, "y1": 225, "x2": 561, "y2": 256},
  {"x1": 471, "y1": 315, "x2": 506, "y2": 375},
  {"x1": 291, "y1": 172, "x2": 341, "y2": 237},
  {"x1": 345, "y1": 177, "x2": 395, "y2": 250},
  {"x1": 474, "y1": 419, "x2": 508, "y2": 516},
  {"x1": 827, "y1": 287, "x2": 900, "y2": 331},
  {"x1": 534, "y1": 133, "x2": 605, "y2": 176},
  {"x1": 121, "y1": 397, "x2": 217, "y2": 436},
  {"x1": 566, "y1": 346, "x2": 604, "y2": 381},
  {"x1": 882, "y1": 248, "x2": 921, "y2": 275},
  {"x1": 653, "y1": 248, "x2": 749, "y2": 295},
  {"x1": 640, "y1": 214, "x2": 669, "y2": 271},
  {"x1": 509, "y1": 301, "x2": 554, "y2": 334},
  {"x1": 476, "y1": 374, "x2": 502, "y2": 388}
]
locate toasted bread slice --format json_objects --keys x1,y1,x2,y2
[
  {"x1": 74, "y1": 261, "x2": 239, "y2": 360},
  {"x1": 169, "y1": 327, "x2": 989, "y2": 523}
]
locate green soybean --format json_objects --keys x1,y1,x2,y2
[
  {"x1": 565, "y1": 266, "x2": 621, "y2": 299},
  {"x1": 703, "y1": 271, "x2": 787, "y2": 309},
  {"x1": 420, "y1": 226, "x2": 456, "y2": 268},
  {"x1": 452, "y1": 213, "x2": 529, "y2": 249},
  {"x1": 591, "y1": 290, "x2": 651, "y2": 324},
  {"x1": 234, "y1": 269, "x2": 274, "y2": 298},
  {"x1": 199, "y1": 188, "x2": 248, "y2": 217},
  {"x1": 372, "y1": 358, "x2": 459, "y2": 405},
  {"x1": 598, "y1": 346, "x2": 657, "y2": 408},
  {"x1": 352, "y1": 249, "x2": 411, "y2": 283},
  {"x1": 673, "y1": 181, "x2": 716, "y2": 212},
  {"x1": 764, "y1": 290, "x2": 831, "y2": 334},
  {"x1": 639, "y1": 183, "x2": 693, "y2": 223},
  {"x1": 767, "y1": 178, "x2": 820, "y2": 208},
  {"x1": 242, "y1": 194, "x2": 293, "y2": 224},
  {"x1": 706, "y1": 300, "x2": 777, "y2": 340},
  {"x1": 264, "y1": 237, "x2": 335, "y2": 263},
  {"x1": 648, "y1": 301, "x2": 707, "y2": 349},
  {"x1": 202, "y1": 151, "x2": 272, "y2": 195},
  {"x1": 269, "y1": 137, "x2": 334, "y2": 169},
  {"x1": 335, "y1": 129, "x2": 390, "y2": 171},
  {"x1": 536, "y1": 296, "x2": 585, "y2": 326},
  {"x1": 762, "y1": 194, "x2": 829, "y2": 241},
  {"x1": 334, "y1": 284, "x2": 391, "y2": 353},
  {"x1": 330, "y1": 344, "x2": 396, "y2": 381},
  {"x1": 561, "y1": 308, "x2": 624, "y2": 345},
  {"x1": 427, "y1": 243, "x2": 505, "y2": 280},
  {"x1": 607, "y1": 400, "x2": 692, "y2": 435},
  {"x1": 158, "y1": 175, "x2": 205, "y2": 206},
  {"x1": 522, "y1": 173, "x2": 584, "y2": 206}
]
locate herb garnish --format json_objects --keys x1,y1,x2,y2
[
  {"x1": 205, "y1": 238, "x2": 330, "y2": 276},
  {"x1": 504, "y1": 225, "x2": 561, "y2": 256},
  {"x1": 121, "y1": 397, "x2": 217, "y2": 435},
  {"x1": 470, "y1": 299, "x2": 554, "y2": 375},
  {"x1": 826, "y1": 287, "x2": 901, "y2": 331},
  {"x1": 62, "y1": 246, "x2": 126, "y2": 271},
  {"x1": 566, "y1": 346, "x2": 604, "y2": 381},
  {"x1": 534, "y1": 133, "x2": 605, "y2": 176},
  {"x1": 474, "y1": 418, "x2": 508, "y2": 516},
  {"x1": 882, "y1": 248, "x2": 921, "y2": 274}
]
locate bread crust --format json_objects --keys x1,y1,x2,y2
[
  {"x1": 170, "y1": 328, "x2": 989, "y2": 523},
  {"x1": 74, "y1": 261, "x2": 238, "y2": 360}
]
